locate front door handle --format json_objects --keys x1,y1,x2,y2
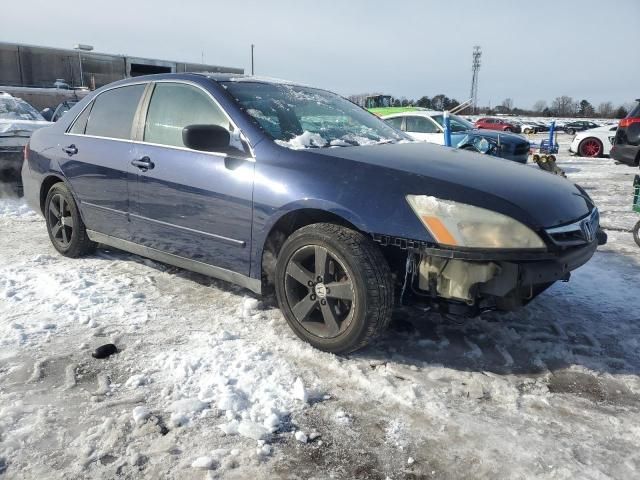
[
  {"x1": 62, "y1": 144, "x2": 78, "y2": 156},
  {"x1": 131, "y1": 157, "x2": 155, "y2": 171}
]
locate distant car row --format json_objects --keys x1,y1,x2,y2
[
  {"x1": 383, "y1": 111, "x2": 531, "y2": 163},
  {"x1": 380, "y1": 105, "x2": 640, "y2": 165}
]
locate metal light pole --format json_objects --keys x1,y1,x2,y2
[
  {"x1": 74, "y1": 44, "x2": 93, "y2": 88},
  {"x1": 251, "y1": 44, "x2": 254, "y2": 75}
]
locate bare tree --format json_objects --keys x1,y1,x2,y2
[
  {"x1": 597, "y1": 102, "x2": 614, "y2": 118},
  {"x1": 501, "y1": 98, "x2": 514, "y2": 111},
  {"x1": 532, "y1": 100, "x2": 547, "y2": 113},
  {"x1": 551, "y1": 96, "x2": 576, "y2": 116}
]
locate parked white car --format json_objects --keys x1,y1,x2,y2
[
  {"x1": 513, "y1": 120, "x2": 539, "y2": 134},
  {"x1": 569, "y1": 124, "x2": 617, "y2": 158}
]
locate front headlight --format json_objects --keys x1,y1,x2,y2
[{"x1": 406, "y1": 195, "x2": 546, "y2": 249}]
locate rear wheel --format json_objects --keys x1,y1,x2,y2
[
  {"x1": 578, "y1": 137, "x2": 603, "y2": 157},
  {"x1": 504, "y1": 127, "x2": 512, "y2": 132},
  {"x1": 274, "y1": 223, "x2": 393, "y2": 353},
  {"x1": 567, "y1": 128, "x2": 576, "y2": 135},
  {"x1": 45, "y1": 183, "x2": 96, "y2": 257},
  {"x1": 634, "y1": 221, "x2": 640, "y2": 248}
]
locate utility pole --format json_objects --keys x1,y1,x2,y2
[
  {"x1": 469, "y1": 46, "x2": 481, "y2": 114},
  {"x1": 74, "y1": 44, "x2": 93, "y2": 88},
  {"x1": 251, "y1": 44, "x2": 255, "y2": 75}
]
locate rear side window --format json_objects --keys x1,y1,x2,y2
[
  {"x1": 406, "y1": 116, "x2": 439, "y2": 133},
  {"x1": 84, "y1": 84, "x2": 145, "y2": 139},
  {"x1": 144, "y1": 82, "x2": 229, "y2": 148},
  {"x1": 628, "y1": 101, "x2": 640, "y2": 118},
  {"x1": 385, "y1": 117, "x2": 404, "y2": 130}
]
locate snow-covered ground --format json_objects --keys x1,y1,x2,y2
[{"x1": 1, "y1": 134, "x2": 639, "y2": 479}]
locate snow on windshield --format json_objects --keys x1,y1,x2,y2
[
  {"x1": 0, "y1": 94, "x2": 45, "y2": 122},
  {"x1": 222, "y1": 82, "x2": 410, "y2": 149}
]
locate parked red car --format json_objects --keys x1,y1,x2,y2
[{"x1": 475, "y1": 117, "x2": 521, "y2": 133}]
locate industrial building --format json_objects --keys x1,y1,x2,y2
[{"x1": 0, "y1": 41, "x2": 244, "y2": 109}]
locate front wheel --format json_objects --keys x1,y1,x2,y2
[
  {"x1": 274, "y1": 223, "x2": 393, "y2": 353},
  {"x1": 504, "y1": 127, "x2": 512, "y2": 132},
  {"x1": 634, "y1": 221, "x2": 640, "y2": 248},
  {"x1": 567, "y1": 128, "x2": 576, "y2": 135}
]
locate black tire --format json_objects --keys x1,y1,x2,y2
[
  {"x1": 274, "y1": 223, "x2": 393, "y2": 353},
  {"x1": 504, "y1": 127, "x2": 512, "y2": 132},
  {"x1": 634, "y1": 221, "x2": 640, "y2": 248},
  {"x1": 44, "y1": 182, "x2": 96, "y2": 257},
  {"x1": 567, "y1": 128, "x2": 576, "y2": 135}
]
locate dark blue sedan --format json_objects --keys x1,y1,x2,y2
[{"x1": 22, "y1": 73, "x2": 605, "y2": 353}]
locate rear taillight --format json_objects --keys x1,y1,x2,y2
[
  {"x1": 619, "y1": 117, "x2": 640, "y2": 128},
  {"x1": 23, "y1": 143, "x2": 29, "y2": 162}
]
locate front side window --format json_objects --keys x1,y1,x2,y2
[
  {"x1": 222, "y1": 81, "x2": 409, "y2": 149},
  {"x1": 144, "y1": 82, "x2": 229, "y2": 148},
  {"x1": 84, "y1": 84, "x2": 145, "y2": 139},
  {"x1": 384, "y1": 117, "x2": 404, "y2": 130},
  {"x1": 405, "y1": 116, "x2": 440, "y2": 133}
]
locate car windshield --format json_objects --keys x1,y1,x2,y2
[
  {"x1": 430, "y1": 113, "x2": 475, "y2": 132},
  {"x1": 221, "y1": 81, "x2": 409, "y2": 148},
  {"x1": 0, "y1": 95, "x2": 45, "y2": 121}
]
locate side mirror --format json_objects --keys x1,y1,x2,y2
[{"x1": 182, "y1": 124, "x2": 230, "y2": 152}]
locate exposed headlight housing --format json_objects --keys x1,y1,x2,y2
[{"x1": 406, "y1": 195, "x2": 546, "y2": 249}]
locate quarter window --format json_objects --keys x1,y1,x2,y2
[
  {"x1": 405, "y1": 116, "x2": 439, "y2": 133},
  {"x1": 84, "y1": 84, "x2": 145, "y2": 139},
  {"x1": 144, "y1": 83, "x2": 229, "y2": 148},
  {"x1": 69, "y1": 101, "x2": 94, "y2": 134}
]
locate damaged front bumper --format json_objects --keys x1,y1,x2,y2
[{"x1": 374, "y1": 224, "x2": 607, "y2": 317}]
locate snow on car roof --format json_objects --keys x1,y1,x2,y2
[{"x1": 200, "y1": 73, "x2": 309, "y2": 87}]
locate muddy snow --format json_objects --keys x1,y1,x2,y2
[{"x1": 1, "y1": 134, "x2": 639, "y2": 479}]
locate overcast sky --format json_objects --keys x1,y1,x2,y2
[{"x1": 3, "y1": 0, "x2": 638, "y2": 108}]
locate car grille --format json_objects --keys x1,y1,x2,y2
[{"x1": 545, "y1": 209, "x2": 599, "y2": 247}]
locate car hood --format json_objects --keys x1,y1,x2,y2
[
  {"x1": 313, "y1": 142, "x2": 591, "y2": 229},
  {"x1": 0, "y1": 119, "x2": 50, "y2": 137}
]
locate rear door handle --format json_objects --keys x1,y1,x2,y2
[
  {"x1": 62, "y1": 144, "x2": 78, "y2": 156},
  {"x1": 131, "y1": 157, "x2": 154, "y2": 171}
]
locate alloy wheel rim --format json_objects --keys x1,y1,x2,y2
[
  {"x1": 48, "y1": 194, "x2": 74, "y2": 249},
  {"x1": 582, "y1": 140, "x2": 600, "y2": 157},
  {"x1": 284, "y1": 245, "x2": 355, "y2": 339}
]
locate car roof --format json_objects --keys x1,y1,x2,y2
[
  {"x1": 107, "y1": 72, "x2": 310, "y2": 89},
  {"x1": 381, "y1": 110, "x2": 443, "y2": 119},
  {"x1": 95, "y1": 72, "x2": 323, "y2": 100}
]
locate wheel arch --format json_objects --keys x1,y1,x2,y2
[
  {"x1": 39, "y1": 174, "x2": 87, "y2": 224},
  {"x1": 39, "y1": 174, "x2": 67, "y2": 215},
  {"x1": 257, "y1": 205, "x2": 368, "y2": 290}
]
